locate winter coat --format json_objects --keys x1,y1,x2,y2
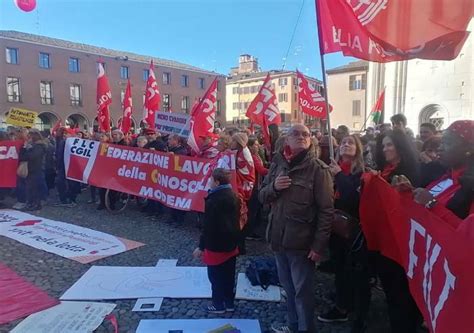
[
  {"x1": 259, "y1": 146, "x2": 334, "y2": 254},
  {"x1": 19, "y1": 142, "x2": 46, "y2": 175},
  {"x1": 199, "y1": 186, "x2": 240, "y2": 252}
]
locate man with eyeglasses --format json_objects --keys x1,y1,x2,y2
[{"x1": 260, "y1": 124, "x2": 334, "y2": 333}]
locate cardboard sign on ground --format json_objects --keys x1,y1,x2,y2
[
  {"x1": 0, "y1": 210, "x2": 144, "y2": 264},
  {"x1": 11, "y1": 301, "x2": 116, "y2": 333},
  {"x1": 136, "y1": 319, "x2": 261, "y2": 333},
  {"x1": 61, "y1": 266, "x2": 211, "y2": 300},
  {"x1": 235, "y1": 273, "x2": 281, "y2": 302}
]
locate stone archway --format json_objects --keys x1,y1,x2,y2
[
  {"x1": 419, "y1": 104, "x2": 448, "y2": 130},
  {"x1": 36, "y1": 112, "x2": 59, "y2": 131},
  {"x1": 66, "y1": 113, "x2": 90, "y2": 131}
]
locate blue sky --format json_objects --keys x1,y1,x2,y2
[{"x1": 0, "y1": 0, "x2": 353, "y2": 79}]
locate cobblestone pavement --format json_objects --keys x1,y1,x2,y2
[{"x1": 0, "y1": 192, "x2": 392, "y2": 333}]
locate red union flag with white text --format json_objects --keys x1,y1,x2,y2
[
  {"x1": 188, "y1": 78, "x2": 218, "y2": 154},
  {"x1": 143, "y1": 60, "x2": 160, "y2": 128},
  {"x1": 120, "y1": 80, "x2": 133, "y2": 134},
  {"x1": 245, "y1": 74, "x2": 281, "y2": 144},
  {"x1": 296, "y1": 70, "x2": 332, "y2": 118},
  {"x1": 97, "y1": 62, "x2": 112, "y2": 132},
  {"x1": 316, "y1": 0, "x2": 473, "y2": 62}
]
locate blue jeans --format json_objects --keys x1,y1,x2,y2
[
  {"x1": 26, "y1": 172, "x2": 45, "y2": 206},
  {"x1": 56, "y1": 169, "x2": 80, "y2": 203}
]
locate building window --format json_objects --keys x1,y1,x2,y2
[
  {"x1": 163, "y1": 72, "x2": 171, "y2": 85},
  {"x1": 278, "y1": 93, "x2": 288, "y2": 103},
  {"x1": 280, "y1": 113, "x2": 286, "y2": 122},
  {"x1": 143, "y1": 69, "x2": 149, "y2": 81},
  {"x1": 349, "y1": 74, "x2": 367, "y2": 90},
  {"x1": 39, "y1": 52, "x2": 50, "y2": 69},
  {"x1": 278, "y1": 78, "x2": 288, "y2": 86},
  {"x1": 293, "y1": 109, "x2": 298, "y2": 119},
  {"x1": 232, "y1": 87, "x2": 239, "y2": 94},
  {"x1": 352, "y1": 100, "x2": 361, "y2": 116},
  {"x1": 6, "y1": 48, "x2": 18, "y2": 64},
  {"x1": 243, "y1": 87, "x2": 250, "y2": 94},
  {"x1": 181, "y1": 96, "x2": 189, "y2": 113},
  {"x1": 198, "y1": 78, "x2": 205, "y2": 89},
  {"x1": 216, "y1": 100, "x2": 221, "y2": 116},
  {"x1": 232, "y1": 102, "x2": 239, "y2": 110},
  {"x1": 163, "y1": 94, "x2": 171, "y2": 111},
  {"x1": 181, "y1": 75, "x2": 188, "y2": 87},
  {"x1": 40, "y1": 81, "x2": 53, "y2": 105},
  {"x1": 68, "y1": 58, "x2": 80, "y2": 72},
  {"x1": 6, "y1": 77, "x2": 21, "y2": 102},
  {"x1": 70, "y1": 84, "x2": 82, "y2": 106},
  {"x1": 120, "y1": 66, "x2": 129, "y2": 79}
]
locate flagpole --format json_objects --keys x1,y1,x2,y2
[{"x1": 315, "y1": 0, "x2": 334, "y2": 160}]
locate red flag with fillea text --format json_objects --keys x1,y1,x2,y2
[
  {"x1": 120, "y1": 80, "x2": 133, "y2": 134},
  {"x1": 245, "y1": 74, "x2": 281, "y2": 144},
  {"x1": 296, "y1": 70, "x2": 332, "y2": 118},
  {"x1": 187, "y1": 78, "x2": 218, "y2": 154},
  {"x1": 316, "y1": 0, "x2": 473, "y2": 62},
  {"x1": 97, "y1": 62, "x2": 112, "y2": 132},
  {"x1": 143, "y1": 60, "x2": 160, "y2": 129}
]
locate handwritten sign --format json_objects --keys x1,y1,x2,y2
[{"x1": 5, "y1": 108, "x2": 38, "y2": 127}]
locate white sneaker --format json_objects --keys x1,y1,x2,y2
[
  {"x1": 271, "y1": 324, "x2": 294, "y2": 333},
  {"x1": 12, "y1": 202, "x2": 27, "y2": 210}
]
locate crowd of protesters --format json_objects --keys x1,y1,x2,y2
[{"x1": 0, "y1": 114, "x2": 472, "y2": 333}]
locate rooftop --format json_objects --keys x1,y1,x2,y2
[
  {"x1": 227, "y1": 69, "x2": 321, "y2": 84},
  {"x1": 326, "y1": 60, "x2": 369, "y2": 74},
  {"x1": 0, "y1": 30, "x2": 221, "y2": 76}
]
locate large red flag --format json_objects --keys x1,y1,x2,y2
[
  {"x1": 360, "y1": 174, "x2": 474, "y2": 333},
  {"x1": 143, "y1": 60, "x2": 160, "y2": 128},
  {"x1": 120, "y1": 80, "x2": 133, "y2": 134},
  {"x1": 188, "y1": 78, "x2": 218, "y2": 154},
  {"x1": 245, "y1": 74, "x2": 281, "y2": 144},
  {"x1": 371, "y1": 88, "x2": 385, "y2": 124},
  {"x1": 316, "y1": 0, "x2": 473, "y2": 62},
  {"x1": 97, "y1": 62, "x2": 112, "y2": 132},
  {"x1": 296, "y1": 70, "x2": 332, "y2": 118}
]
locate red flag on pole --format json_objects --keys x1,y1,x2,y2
[
  {"x1": 97, "y1": 62, "x2": 112, "y2": 132},
  {"x1": 296, "y1": 70, "x2": 332, "y2": 118},
  {"x1": 315, "y1": 0, "x2": 473, "y2": 62},
  {"x1": 120, "y1": 80, "x2": 133, "y2": 134},
  {"x1": 188, "y1": 78, "x2": 218, "y2": 154},
  {"x1": 371, "y1": 88, "x2": 385, "y2": 124},
  {"x1": 143, "y1": 60, "x2": 160, "y2": 128},
  {"x1": 245, "y1": 74, "x2": 281, "y2": 144}
]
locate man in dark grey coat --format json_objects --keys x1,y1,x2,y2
[{"x1": 260, "y1": 124, "x2": 334, "y2": 333}]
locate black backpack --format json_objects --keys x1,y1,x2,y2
[{"x1": 245, "y1": 257, "x2": 280, "y2": 290}]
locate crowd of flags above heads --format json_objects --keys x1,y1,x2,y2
[{"x1": 92, "y1": 0, "x2": 472, "y2": 151}]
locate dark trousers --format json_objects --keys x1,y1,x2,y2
[
  {"x1": 16, "y1": 177, "x2": 27, "y2": 203},
  {"x1": 207, "y1": 256, "x2": 236, "y2": 307},
  {"x1": 244, "y1": 187, "x2": 264, "y2": 237},
  {"x1": 376, "y1": 254, "x2": 421, "y2": 333},
  {"x1": 26, "y1": 172, "x2": 44, "y2": 207},
  {"x1": 275, "y1": 251, "x2": 316, "y2": 332},
  {"x1": 56, "y1": 170, "x2": 80, "y2": 203},
  {"x1": 331, "y1": 233, "x2": 371, "y2": 329}
]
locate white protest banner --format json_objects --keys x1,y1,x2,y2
[
  {"x1": 235, "y1": 273, "x2": 281, "y2": 302},
  {"x1": 136, "y1": 319, "x2": 262, "y2": 333},
  {"x1": 155, "y1": 111, "x2": 191, "y2": 137},
  {"x1": 61, "y1": 266, "x2": 211, "y2": 300},
  {"x1": 0, "y1": 210, "x2": 144, "y2": 264},
  {"x1": 11, "y1": 301, "x2": 116, "y2": 333}
]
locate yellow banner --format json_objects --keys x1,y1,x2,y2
[{"x1": 5, "y1": 108, "x2": 38, "y2": 127}]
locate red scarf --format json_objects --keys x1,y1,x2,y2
[
  {"x1": 339, "y1": 160, "x2": 352, "y2": 176},
  {"x1": 380, "y1": 163, "x2": 398, "y2": 181}
]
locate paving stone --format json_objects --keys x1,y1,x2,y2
[{"x1": 0, "y1": 192, "x2": 392, "y2": 333}]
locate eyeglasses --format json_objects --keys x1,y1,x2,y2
[{"x1": 290, "y1": 130, "x2": 311, "y2": 138}]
